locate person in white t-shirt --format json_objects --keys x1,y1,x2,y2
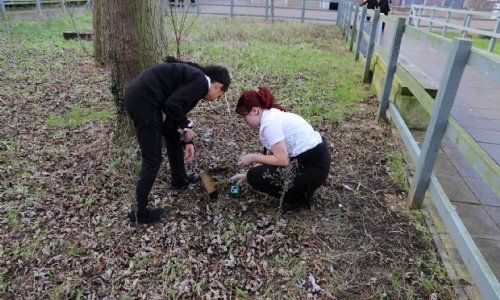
[{"x1": 231, "y1": 86, "x2": 331, "y2": 213}]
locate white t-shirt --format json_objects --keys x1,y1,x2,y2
[{"x1": 259, "y1": 108, "x2": 322, "y2": 157}]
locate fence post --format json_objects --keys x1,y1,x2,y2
[
  {"x1": 343, "y1": 1, "x2": 349, "y2": 33},
  {"x1": 408, "y1": 5, "x2": 414, "y2": 26},
  {"x1": 363, "y1": 9, "x2": 380, "y2": 83},
  {"x1": 265, "y1": 0, "x2": 269, "y2": 20},
  {"x1": 346, "y1": 2, "x2": 353, "y2": 41},
  {"x1": 0, "y1": 0, "x2": 7, "y2": 21},
  {"x1": 442, "y1": 10, "x2": 451, "y2": 37},
  {"x1": 416, "y1": 6, "x2": 423, "y2": 27},
  {"x1": 407, "y1": 38, "x2": 472, "y2": 208},
  {"x1": 428, "y1": 6, "x2": 435, "y2": 32},
  {"x1": 462, "y1": 12, "x2": 472, "y2": 38},
  {"x1": 36, "y1": 0, "x2": 42, "y2": 14},
  {"x1": 355, "y1": 5, "x2": 367, "y2": 61},
  {"x1": 377, "y1": 18, "x2": 405, "y2": 121},
  {"x1": 301, "y1": 0, "x2": 306, "y2": 22},
  {"x1": 61, "y1": 0, "x2": 67, "y2": 14},
  {"x1": 340, "y1": 2, "x2": 346, "y2": 34},
  {"x1": 336, "y1": 1, "x2": 342, "y2": 25},
  {"x1": 162, "y1": 0, "x2": 167, "y2": 11},
  {"x1": 488, "y1": 18, "x2": 500, "y2": 53},
  {"x1": 349, "y1": 4, "x2": 359, "y2": 51},
  {"x1": 230, "y1": 0, "x2": 234, "y2": 17}
]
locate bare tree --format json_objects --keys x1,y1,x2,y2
[
  {"x1": 164, "y1": 3, "x2": 200, "y2": 59},
  {"x1": 104, "y1": 0, "x2": 168, "y2": 137}
]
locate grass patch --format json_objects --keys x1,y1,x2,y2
[
  {"x1": 46, "y1": 106, "x2": 113, "y2": 127},
  {"x1": 434, "y1": 31, "x2": 500, "y2": 55}
]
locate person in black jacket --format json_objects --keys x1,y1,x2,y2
[
  {"x1": 378, "y1": 0, "x2": 391, "y2": 32},
  {"x1": 361, "y1": 0, "x2": 377, "y2": 21},
  {"x1": 124, "y1": 57, "x2": 231, "y2": 225}
]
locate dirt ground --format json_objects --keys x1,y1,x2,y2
[{"x1": 0, "y1": 26, "x2": 462, "y2": 299}]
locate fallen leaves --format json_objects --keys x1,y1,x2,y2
[{"x1": 0, "y1": 20, "x2": 459, "y2": 300}]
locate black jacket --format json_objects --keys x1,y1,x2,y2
[
  {"x1": 362, "y1": 0, "x2": 377, "y2": 9},
  {"x1": 129, "y1": 63, "x2": 208, "y2": 129},
  {"x1": 378, "y1": 0, "x2": 391, "y2": 14}
]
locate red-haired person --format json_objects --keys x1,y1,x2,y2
[
  {"x1": 231, "y1": 86, "x2": 331, "y2": 213},
  {"x1": 125, "y1": 57, "x2": 230, "y2": 225}
]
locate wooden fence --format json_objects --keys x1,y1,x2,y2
[{"x1": 338, "y1": 3, "x2": 500, "y2": 299}]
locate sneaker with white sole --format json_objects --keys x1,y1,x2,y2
[
  {"x1": 128, "y1": 208, "x2": 167, "y2": 226},
  {"x1": 170, "y1": 174, "x2": 199, "y2": 190}
]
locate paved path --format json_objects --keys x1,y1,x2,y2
[{"x1": 375, "y1": 16, "x2": 500, "y2": 299}]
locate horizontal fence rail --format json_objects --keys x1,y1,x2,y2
[{"x1": 339, "y1": 2, "x2": 500, "y2": 299}]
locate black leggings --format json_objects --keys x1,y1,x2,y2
[
  {"x1": 247, "y1": 137, "x2": 331, "y2": 205},
  {"x1": 124, "y1": 86, "x2": 187, "y2": 212}
]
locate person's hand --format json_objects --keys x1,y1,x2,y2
[
  {"x1": 230, "y1": 173, "x2": 247, "y2": 185},
  {"x1": 183, "y1": 129, "x2": 195, "y2": 142},
  {"x1": 184, "y1": 143, "x2": 195, "y2": 162},
  {"x1": 238, "y1": 154, "x2": 255, "y2": 167}
]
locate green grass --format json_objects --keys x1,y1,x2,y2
[
  {"x1": 434, "y1": 31, "x2": 500, "y2": 55},
  {"x1": 380, "y1": 151, "x2": 410, "y2": 191},
  {"x1": 46, "y1": 106, "x2": 114, "y2": 127},
  {"x1": 171, "y1": 17, "x2": 370, "y2": 123}
]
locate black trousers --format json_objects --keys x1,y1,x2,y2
[
  {"x1": 124, "y1": 85, "x2": 187, "y2": 213},
  {"x1": 247, "y1": 137, "x2": 331, "y2": 205},
  {"x1": 381, "y1": 11, "x2": 389, "y2": 31}
]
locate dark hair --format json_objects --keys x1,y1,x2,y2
[
  {"x1": 235, "y1": 86, "x2": 288, "y2": 116},
  {"x1": 164, "y1": 56, "x2": 231, "y2": 92}
]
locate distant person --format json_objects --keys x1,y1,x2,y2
[
  {"x1": 169, "y1": 0, "x2": 189, "y2": 7},
  {"x1": 361, "y1": 0, "x2": 377, "y2": 21},
  {"x1": 378, "y1": 0, "x2": 391, "y2": 32},
  {"x1": 230, "y1": 86, "x2": 331, "y2": 213},
  {"x1": 124, "y1": 57, "x2": 231, "y2": 225}
]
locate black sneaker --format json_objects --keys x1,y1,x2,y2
[
  {"x1": 170, "y1": 174, "x2": 199, "y2": 190},
  {"x1": 128, "y1": 208, "x2": 167, "y2": 226},
  {"x1": 274, "y1": 199, "x2": 306, "y2": 213}
]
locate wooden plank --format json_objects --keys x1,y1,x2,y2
[
  {"x1": 378, "y1": 18, "x2": 405, "y2": 121},
  {"x1": 408, "y1": 38, "x2": 472, "y2": 208},
  {"x1": 428, "y1": 176, "x2": 500, "y2": 300}
]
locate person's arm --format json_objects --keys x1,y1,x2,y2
[
  {"x1": 184, "y1": 143, "x2": 195, "y2": 162},
  {"x1": 164, "y1": 85, "x2": 204, "y2": 130},
  {"x1": 239, "y1": 140, "x2": 289, "y2": 167},
  {"x1": 230, "y1": 173, "x2": 247, "y2": 184},
  {"x1": 162, "y1": 67, "x2": 207, "y2": 130}
]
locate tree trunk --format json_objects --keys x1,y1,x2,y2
[
  {"x1": 92, "y1": 0, "x2": 108, "y2": 67},
  {"x1": 105, "y1": 0, "x2": 168, "y2": 139}
]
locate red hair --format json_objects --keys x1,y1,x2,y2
[{"x1": 235, "y1": 86, "x2": 288, "y2": 116}]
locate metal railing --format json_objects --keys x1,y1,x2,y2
[
  {"x1": 165, "y1": 0, "x2": 338, "y2": 23},
  {"x1": 338, "y1": 2, "x2": 500, "y2": 299},
  {"x1": 0, "y1": 0, "x2": 339, "y2": 23},
  {"x1": 409, "y1": 5, "x2": 500, "y2": 52},
  {"x1": 0, "y1": 0, "x2": 90, "y2": 18}
]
